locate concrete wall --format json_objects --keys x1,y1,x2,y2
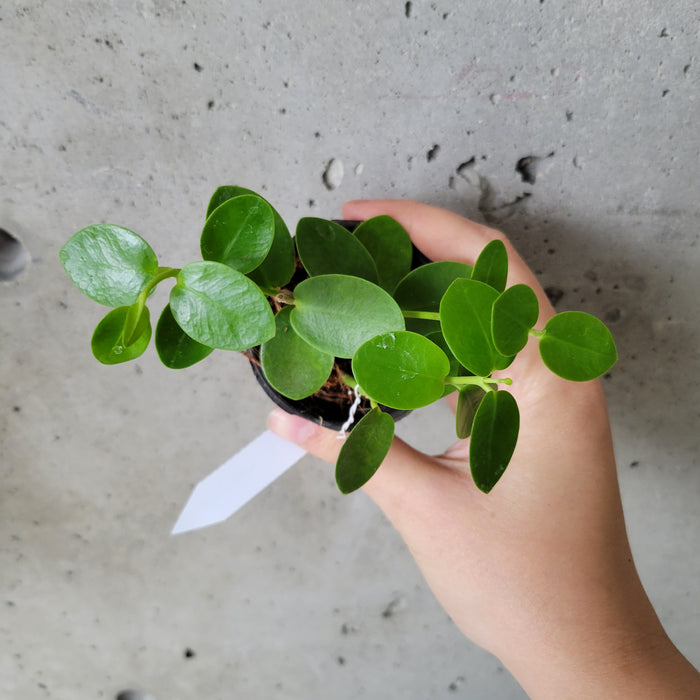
[{"x1": 1, "y1": 1, "x2": 698, "y2": 698}]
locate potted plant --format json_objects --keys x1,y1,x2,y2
[{"x1": 59, "y1": 186, "x2": 617, "y2": 495}]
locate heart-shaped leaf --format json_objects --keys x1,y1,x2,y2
[
  {"x1": 352, "y1": 331, "x2": 450, "y2": 410},
  {"x1": 471, "y1": 239, "x2": 508, "y2": 292},
  {"x1": 291, "y1": 275, "x2": 405, "y2": 358},
  {"x1": 91, "y1": 305, "x2": 151, "y2": 364},
  {"x1": 539, "y1": 311, "x2": 617, "y2": 381},
  {"x1": 456, "y1": 384, "x2": 486, "y2": 439},
  {"x1": 469, "y1": 390, "x2": 519, "y2": 493},
  {"x1": 296, "y1": 218, "x2": 379, "y2": 283},
  {"x1": 60, "y1": 224, "x2": 159, "y2": 306},
  {"x1": 393, "y1": 261, "x2": 473, "y2": 311},
  {"x1": 201, "y1": 194, "x2": 275, "y2": 274},
  {"x1": 491, "y1": 284, "x2": 539, "y2": 356},
  {"x1": 353, "y1": 216, "x2": 412, "y2": 293},
  {"x1": 155, "y1": 303, "x2": 214, "y2": 369},
  {"x1": 440, "y1": 279, "x2": 512, "y2": 377},
  {"x1": 335, "y1": 407, "x2": 395, "y2": 494},
  {"x1": 260, "y1": 306, "x2": 334, "y2": 400},
  {"x1": 170, "y1": 261, "x2": 274, "y2": 350},
  {"x1": 206, "y1": 186, "x2": 295, "y2": 287}
]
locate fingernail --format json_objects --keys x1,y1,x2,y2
[{"x1": 267, "y1": 408, "x2": 316, "y2": 445}]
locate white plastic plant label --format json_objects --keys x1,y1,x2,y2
[{"x1": 171, "y1": 431, "x2": 306, "y2": 535}]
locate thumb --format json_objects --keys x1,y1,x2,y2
[
  {"x1": 267, "y1": 407, "x2": 344, "y2": 463},
  {"x1": 267, "y1": 407, "x2": 450, "y2": 521}
]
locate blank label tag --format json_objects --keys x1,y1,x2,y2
[{"x1": 171, "y1": 431, "x2": 307, "y2": 535}]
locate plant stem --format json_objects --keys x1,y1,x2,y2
[
  {"x1": 529, "y1": 328, "x2": 545, "y2": 338},
  {"x1": 341, "y1": 372, "x2": 358, "y2": 390},
  {"x1": 444, "y1": 375, "x2": 513, "y2": 392},
  {"x1": 401, "y1": 310, "x2": 441, "y2": 321},
  {"x1": 143, "y1": 266, "x2": 180, "y2": 297}
]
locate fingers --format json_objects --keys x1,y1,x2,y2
[
  {"x1": 267, "y1": 407, "x2": 449, "y2": 520},
  {"x1": 342, "y1": 199, "x2": 555, "y2": 324}
]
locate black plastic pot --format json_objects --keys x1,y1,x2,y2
[
  {"x1": 249, "y1": 349, "x2": 410, "y2": 431},
  {"x1": 248, "y1": 221, "x2": 430, "y2": 432}
]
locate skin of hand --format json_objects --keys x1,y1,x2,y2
[{"x1": 268, "y1": 200, "x2": 700, "y2": 699}]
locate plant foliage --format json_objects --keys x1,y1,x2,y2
[{"x1": 60, "y1": 187, "x2": 617, "y2": 496}]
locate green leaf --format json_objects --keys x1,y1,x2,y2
[
  {"x1": 425, "y1": 330, "x2": 466, "y2": 397},
  {"x1": 491, "y1": 284, "x2": 539, "y2": 356},
  {"x1": 335, "y1": 408, "x2": 394, "y2": 494},
  {"x1": 155, "y1": 303, "x2": 214, "y2": 369},
  {"x1": 440, "y1": 279, "x2": 512, "y2": 377},
  {"x1": 471, "y1": 239, "x2": 508, "y2": 292},
  {"x1": 59, "y1": 224, "x2": 159, "y2": 306},
  {"x1": 456, "y1": 385, "x2": 486, "y2": 439},
  {"x1": 425, "y1": 330, "x2": 464, "y2": 376},
  {"x1": 205, "y1": 186, "x2": 295, "y2": 287},
  {"x1": 91, "y1": 305, "x2": 151, "y2": 364},
  {"x1": 469, "y1": 390, "x2": 519, "y2": 493},
  {"x1": 170, "y1": 261, "x2": 275, "y2": 350},
  {"x1": 260, "y1": 306, "x2": 334, "y2": 400},
  {"x1": 291, "y1": 275, "x2": 405, "y2": 358},
  {"x1": 352, "y1": 331, "x2": 450, "y2": 410},
  {"x1": 539, "y1": 311, "x2": 617, "y2": 381},
  {"x1": 201, "y1": 194, "x2": 275, "y2": 274},
  {"x1": 295, "y1": 218, "x2": 379, "y2": 283},
  {"x1": 393, "y1": 261, "x2": 472, "y2": 311},
  {"x1": 353, "y1": 216, "x2": 412, "y2": 293}
]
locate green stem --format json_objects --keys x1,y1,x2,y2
[
  {"x1": 445, "y1": 375, "x2": 513, "y2": 392},
  {"x1": 341, "y1": 373, "x2": 358, "y2": 390},
  {"x1": 401, "y1": 310, "x2": 441, "y2": 321},
  {"x1": 143, "y1": 266, "x2": 180, "y2": 297},
  {"x1": 529, "y1": 328, "x2": 545, "y2": 338}
]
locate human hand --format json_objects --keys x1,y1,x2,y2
[{"x1": 268, "y1": 200, "x2": 700, "y2": 699}]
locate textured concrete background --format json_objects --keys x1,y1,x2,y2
[{"x1": 1, "y1": 1, "x2": 698, "y2": 698}]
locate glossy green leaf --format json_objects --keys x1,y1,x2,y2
[
  {"x1": 170, "y1": 261, "x2": 274, "y2": 350},
  {"x1": 201, "y1": 194, "x2": 274, "y2": 274},
  {"x1": 352, "y1": 331, "x2": 450, "y2": 410},
  {"x1": 291, "y1": 275, "x2": 405, "y2": 358},
  {"x1": 469, "y1": 390, "x2": 519, "y2": 493},
  {"x1": 335, "y1": 408, "x2": 395, "y2": 494},
  {"x1": 393, "y1": 261, "x2": 473, "y2": 311},
  {"x1": 539, "y1": 311, "x2": 617, "y2": 381},
  {"x1": 296, "y1": 218, "x2": 379, "y2": 283},
  {"x1": 471, "y1": 239, "x2": 508, "y2": 292},
  {"x1": 353, "y1": 216, "x2": 412, "y2": 292},
  {"x1": 424, "y1": 330, "x2": 468, "y2": 396},
  {"x1": 491, "y1": 284, "x2": 539, "y2": 356},
  {"x1": 440, "y1": 279, "x2": 512, "y2": 377},
  {"x1": 59, "y1": 224, "x2": 159, "y2": 306},
  {"x1": 456, "y1": 384, "x2": 487, "y2": 439},
  {"x1": 260, "y1": 306, "x2": 334, "y2": 400},
  {"x1": 155, "y1": 303, "x2": 214, "y2": 369},
  {"x1": 206, "y1": 186, "x2": 295, "y2": 287},
  {"x1": 91, "y1": 305, "x2": 151, "y2": 364}
]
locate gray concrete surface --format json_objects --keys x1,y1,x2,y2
[{"x1": 1, "y1": 1, "x2": 698, "y2": 698}]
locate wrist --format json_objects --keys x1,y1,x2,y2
[{"x1": 498, "y1": 572, "x2": 700, "y2": 699}]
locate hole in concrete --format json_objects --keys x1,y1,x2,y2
[
  {"x1": 0, "y1": 228, "x2": 29, "y2": 281},
  {"x1": 116, "y1": 691, "x2": 155, "y2": 700},
  {"x1": 515, "y1": 152, "x2": 555, "y2": 185}
]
